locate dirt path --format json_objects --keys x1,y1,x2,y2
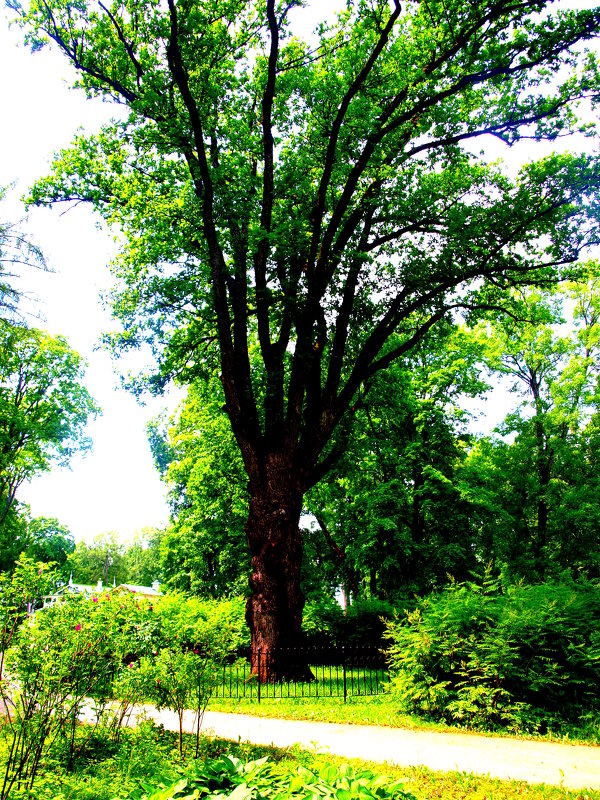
[{"x1": 124, "y1": 705, "x2": 600, "y2": 791}]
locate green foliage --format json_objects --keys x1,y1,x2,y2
[
  {"x1": 0, "y1": 554, "x2": 56, "y2": 672},
  {"x1": 135, "y1": 755, "x2": 415, "y2": 800},
  {"x1": 153, "y1": 379, "x2": 249, "y2": 598},
  {"x1": 461, "y1": 280, "x2": 600, "y2": 582},
  {"x1": 1, "y1": 723, "x2": 596, "y2": 800},
  {"x1": 306, "y1": 330, "x2": 484, "y2": 605},
  {"x1": 303, "y1": 597, "x2": 396, "y2": 649},
  {"x1": 0, "y1": 506, "x2": 29, "y2": 574},
  {"x1": 154, "y1": 594, "x2": 248, "y2": 654},
  {"x1": 0, "y1": 585, "x2": 243, "y2": 798},
  {"x1": 0, "y1": 588, "x2": 161, "y2": 797},
  {"x1": 386, "y1": 573, "x2": 600, "y2": 735},
  {"x1": 65, "y1": 533, "x2": 128, "y2": 586},
  {"x1": 123, "y1": 528, "x2": 165, "y2": 587},
  {"x1": 0, "y1": 320, "x2": 98, "y2": 533},
  {"x1": 1, "y1": 510, "x2": 75, "y2": 578},
  {"x1": 138, "y1": 594, "x2": 247, "y2": 755},
  {"x1": 25, "y1": 517, "x2": 75, "y2": 569}
]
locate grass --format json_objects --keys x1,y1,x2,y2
[
  {"x1": 208, "y1": 693, "x2": 427, "y2": 728},
  {"x1": 1, "y1": 722, "x2": 598, "y2": 800},
  {"x1": 207, "y1": 656, "x2": 600, "y2": 746}
]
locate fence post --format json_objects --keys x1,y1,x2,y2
[
  {"x1": 342, "y1": 645, "x2": 347, "y2": 703},
  {"x1": 257, "y1": 648, "x2": 261, "y2": 704}
]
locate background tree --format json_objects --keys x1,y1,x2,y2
[
  {"x1": 150, "y1": 379, "x2": 249, "y2": 596},
  {"x1": 122, "y1": 526, "x2": 164, "y2": 586},
  {"x1": 306, "y1": 324, "x2": 486, "y2": 604},
  {"x1": 65, "y1": 532, "x2": 127, "y2": 586},
  {"x1": 461, "y1": 278, "x2": 600, "y2": 580},
  {"x1": 12, "y1": 0, "x2": 600, "y2": 674},
  {"x1": 0, "y1": 321, "x2": 98, "y2": 527},
  {"x1": 24, "y1": 516, "x2": 75, "y2": 570},
  {"x1": 0, "y1": 505, "x2": 28, "y2": 573},
  {"x1": 0, "y1": 185, "x2": 47, "y2": 321}
]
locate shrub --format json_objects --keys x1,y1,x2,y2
[
  {"x1": 0, "y1": 590, "x2": 155, "y2": 798},
  {"x1": 0, "y1": 589, "x2": 243, "y2": 797},
  {"x1": 385, "y1": 572, "x2": 600, "y2": 734},
  {"x1": 0, "y1": 555, "x2": 56, "y2": 678},
  {"x1": 303, "y1": 597, "x2": 397, "y2": 649}
]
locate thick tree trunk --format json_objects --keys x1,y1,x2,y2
[{"x1": 244, "y1": 463, "x2": 312, "y2": 682}]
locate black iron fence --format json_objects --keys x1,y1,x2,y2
[{"x1": 212, "y1": 646, "x2": 389, "y2": 703}]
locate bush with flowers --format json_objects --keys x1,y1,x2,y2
[
  {"x1": 0, "y1": 587, "x2": 156, "y2": 799},
  {"x1": 0, "y1": 554, "x2": 56, "y2": 681},
  {"x1": 0, "y1": 575, "x2": 241, "y2": 799}
]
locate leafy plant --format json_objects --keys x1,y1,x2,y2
[
  {"x1": 385, "y1": 571, "x2": 600, "y2": 734},
  {"x1": 134, "y1": 756, "x2": 416, "y2": 800},
  {"x1": 0, "y1": 555, "x2": 56, "y2": 678}
]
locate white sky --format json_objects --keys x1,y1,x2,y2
[
  {"x1": 0, "y1": 18, "x2": 176, "y2": 541},
  {"x1": 0, "y1": 0, "x2": 593, "y2": 542}
]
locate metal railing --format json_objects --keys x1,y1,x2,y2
[{"x1": 212, "y1": 646, "x2": 388, "y2": 703}]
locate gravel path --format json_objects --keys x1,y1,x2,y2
[{"x1": 125, "y1": 705, "x2": 600, "y2": 791}]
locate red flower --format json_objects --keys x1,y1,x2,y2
[{"x1": 75, "y1": 623, "x2": 82, "y2": 631}]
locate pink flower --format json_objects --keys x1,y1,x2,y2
[
  {"x1": 75, "y1": 623, "x2": 82, "y2": 631},
  {"x1": 92, "y1": 597, "x2": 98, "y2": 603},
  {"x1": 38, "y1": 568, "x2": 43, "y2": 575},
  {"x1": 129, "y1": 662, "x2": 135, "y2": 668}
]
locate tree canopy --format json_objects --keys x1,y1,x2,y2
[
  {"x1": 0, "y1": 321, "x2": 98, "y2": 526},
  {"x1": 10, "y1": 0, "x2": 600, "y2": 673}
]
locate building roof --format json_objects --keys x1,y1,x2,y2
[
  {"x1": 115, "y1": 583, "x2": 162, "y2": 597},
  {"x1": 43, "y1": 578, "x2": 162, "y2": 603}
]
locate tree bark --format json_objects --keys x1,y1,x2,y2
[{"x1": 244, "y1": 457, "x2": 313, "y2": 682}]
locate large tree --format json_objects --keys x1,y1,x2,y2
[{"x1": 11, "y1": 0, "x2": 600, "y2": 675}]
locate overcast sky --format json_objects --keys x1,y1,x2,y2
[{"x1": 0, "y1": 17, "x2": 177, "y2": 542}]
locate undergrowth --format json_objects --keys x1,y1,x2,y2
[{"x1": 1, "y1": 720, "x2": 598, "y2": 800}]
